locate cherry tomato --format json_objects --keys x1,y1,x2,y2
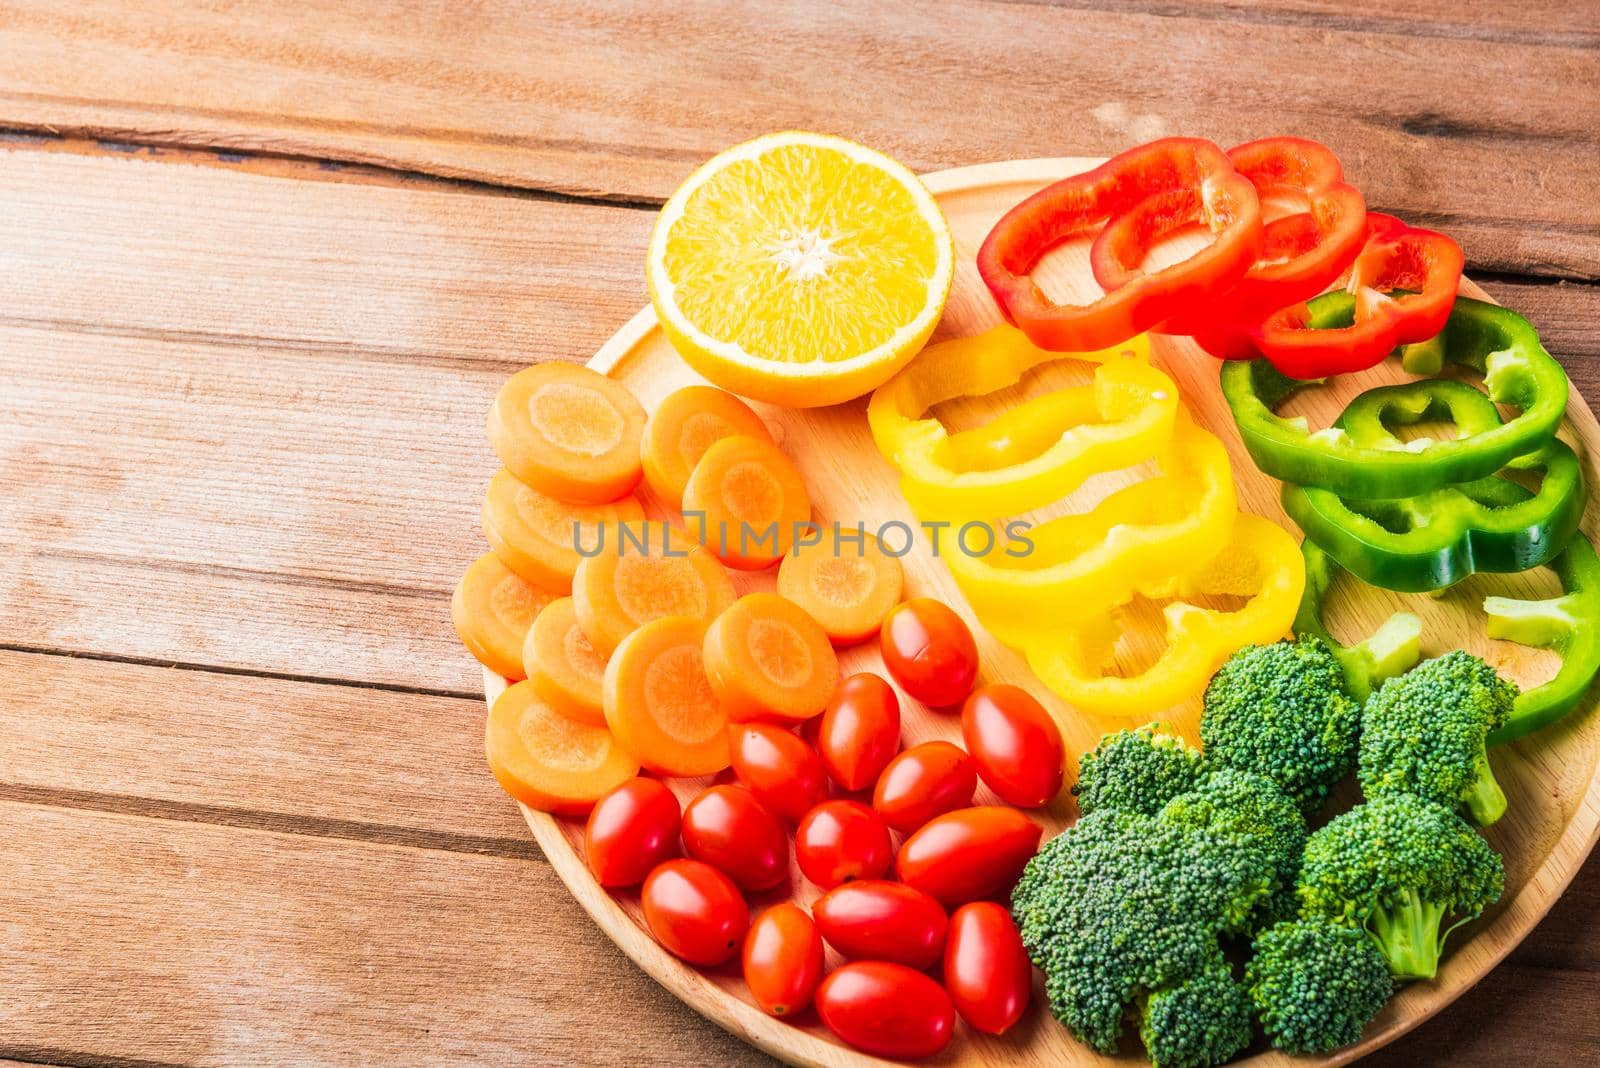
[
  {"x1": 794, "y1": 799, "x2": 892, "y2": 889},
  {"x1": 961, "y1": 683, "x2": 1065, "y2": 808},
  {"x1": 742, "y1": 903, "x2": 824, "y2": 1017},
  {"x1": 681, "y1": 784, "x2": 788, "y2": 892},
  {"x1": 872, "y1": 741, "x2": 977, "y2": 833},
  {"x1": 945, "y1": 901, "x2": 1032, "y2": 1035},
  {"x1": 641, "y1": 859, "x2": 749, "y2": 966},
  {"x1": 815, "y1": 961, "x2": 955, "y2": 1059},
  {"x1": 813, "y1": 880, "x2": 948, "y2": 970},
  {"x1": 728, "y1": 723, "x2": 827, "y2": 823},
  {"x1": 896, "y1": 806, "x2": 1042, "y2": 906},
  {"x1": 817, "y1": 673, "x2": 901, "y2": 791},
  {"x1": 583, "y1": 778, "x2": 681, "y2": 888},
  {"x1": 879, "y1": 598, "x2": 979, "y2": 707}
]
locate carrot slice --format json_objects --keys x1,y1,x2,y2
[
  {"x1": 604, "y1": 615, "x2": 731, "y2": 777},
  {"x1": 776, "y1": 537, "x2": 905, "y2": 647},
  {"x1": 488, "y1": 362, "x2": 646, "y2": 503},
  {"x1": 703, "y1": 593, "x2": 839, "y2": 722},
  {"x1": 452, "y1": 552, "x2": 558, "y2": 680},
  {"x1": 523, "y1": 596, "x2": 608, "y2": 726},
  {"x1": 572, "y1": 521, "x2": 737, "y2": 656},
  {"x1": 682, "y1": 435, "x2": 812, "y2": 570},
  {"x1": 485, "y1": 679, "x2": 639, "y2": 814},
  {"x1": 641, "y1": 385, "x2": 774, "y2": 509},
  {"x1": 482, "y1": 468, "x2": 645, "y2": 591}
]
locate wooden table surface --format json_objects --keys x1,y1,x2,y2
[{"x1": 2, "y1": 3, "x2": 1597, "y2": 1065}]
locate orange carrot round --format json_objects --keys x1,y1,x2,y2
[
  {"x1": 485, "y1": 679, "x2": 638, "y2": 814},
  {"x1": 641, "y1": 385, "x2": 774, "y2": 509},
  {"x1": 682, "y1": 435, "x2": 812, "y2": 570},
  {"x1": 572, "y1": 521, "x2": 737, "y2": 656},
  {"x1": 776, "y1": 537, "x2": 905, "y2": 647},
  {"x1": 482, "y1": 468, "x2": 644, "y2": 592},
  {"x1": 703, "y1": 593, "x2": 839, "y2": 722},
  {"x1": 452, "y1": 552, "x2": 558, "y2": 680},
  {"x1": 523, "y1": 596, "x2": 608, "y2": 726},
  {"x1": 604, "y1": 616, "x2": 731, "y2": 777},
  {"x1": 488, "y1": 362, "x2": 646, "y2": 503}
]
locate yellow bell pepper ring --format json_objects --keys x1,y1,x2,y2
[
  {"x1": 1017, "y1": 513, "x2": 1307, "y2": 718},
  {"x1": 943, "y1": 409, "x2": 1237, "y2": 642},
  {"x1": 867, "y1": 325, "x2": 1165, "y2": 521}
]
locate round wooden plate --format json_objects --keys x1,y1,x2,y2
[{"x1": 480, "y1": 157, "x2": 1600, "y2": 1066}]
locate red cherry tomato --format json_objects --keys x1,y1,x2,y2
[
  {"x1": 872, "y1": 741, "x2": 978, "y2": 834},
  {"x1": 813, "y1": 880, "x2": 949, "y2": 970},
  {"x1": 817, "y1": 673, "x2": 901, "y2": 791},
  {"x1": 879, "y1": 598, "x2": 979, "y2": 707},
  {"x1": 961, "y1": 683, "x2": 1065, "y2": 808},
  {"x1": 641, "y1": 859, "x2": 749, "y2": 966},
  {"x1": 816, "y1": 961, "x2": 955, "y2": 1059},
  {"x1": 584, "y1": 778, "x2": 681, "y2": 888},
  {"x1": 945, "y1": 902, "x2": 1032, "y2": 1035},
  {"x1": 729, "y1": 723, "x2": 827, "y2": 823},
  {"x1": 681, "y1": 784, "x2": 788, "y2": 892},
  {"x1": 794, "y1": 799, "x2": 892, "y2": 889},
  {"x1": 896, "y1": 806, "x2": 1042, "y2": 907},
  {"x1": 743, "y1": 903, "x2": 825, "y2": 1017}
]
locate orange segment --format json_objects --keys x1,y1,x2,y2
[
  {"x1": 682, "y1": 435, "x2": 812, "y2": 571},
  {"x1": 482, "y1": 468, "x2": 645, "y2": 591},
  {"x1": 604, "y1": 616, "x2": 731, "y2": 777},
  {"x1": 572, "y1": 521, "x2": 737, "y2": 656},
  {"x1": 703, "y1": 592, "x2": 839, "y2": 722},
  {"x1": 641, "y1": 385, "x2": 774, "y2": 509},
  {"x1": 776, "y1": 537, "x2": 905, "y2": 647},
  {"x1": 487, "y1": 362, "x2": 646, "y2": 503},
  {"x1": 523, "y1": 596, "x2": 609, "y2": 726},
  {"x1": 485, "y1": 679, "x2": 638, "y2": 814},
  {"x1": 452, "y1": 552, "x2": 558, "y2": 680}
]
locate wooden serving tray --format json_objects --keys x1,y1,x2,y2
[{"x1": 480, "y1": 158, "x2": 1600, "y2": 1066}]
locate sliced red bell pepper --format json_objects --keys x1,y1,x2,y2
[{"x1": 977, "y1": 138, "x2": 1262, "y2": 352}]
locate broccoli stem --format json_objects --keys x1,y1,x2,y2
[
  {"x1": 1464, "y1": 752, "x2": 1508, "y2": 826},
  {"x1": 1368, "y1": 888, "x2": 1448, "y2": 980}
]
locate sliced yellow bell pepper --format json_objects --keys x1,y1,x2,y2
[{"x1": 867, "y1": 325, "x2": 1167, "y2": 521}]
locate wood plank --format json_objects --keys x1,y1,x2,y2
[
  {"x1": 0, "y1": 2, "x2": 1594, "y2": 278},
  {"x1": 0, "y1": 800, "x2": 770, "y2": 1067}
]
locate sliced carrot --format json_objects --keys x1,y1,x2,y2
[
  {"x1": 641, "y1": 385, "x2": 774, "y2": 509},
  {"x1": 603, "y1": 615, "x2": 731, "y2": 777},
  {"x1": 703, "y1": 593, "x2": 839, "y2": 722},
  {"x1": 776, "y1": 537, "x2": 905, "y2": 647},
  {"x1": 452, "y1": 552, "x2": 558, "y2": 680},
  {"x1": 482, "y1": 468, "x2": 645, "y2": 592},
  {"x1": 487, "y1": 362, "x2": 646, "y2": 504},
  {"x1": 523, "y1": 596, "x2": 608, "y2": 726},
  {"x1": 485, "y1": 679, "x2": 639, "y2": 814},
  {"x1": 572, "y1": 521, "x2": 737, "y2": 656},
  {"x1": 682, "y1": 435, "x2": 812, "y2": 570}
]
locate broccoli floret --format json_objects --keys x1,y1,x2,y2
[
  {"x1": 1139, "y1": 951, "x2": 1254, "y2": 1068},
  {"x1": 1011, "y1": 808, "x2": 1273, "y2": 1055},
  {"x1": 1159, "y1": 768, "x2": 1307, "y2": 931},
  {"x1": 1298, "y1": 793, "x2": 1504, "y2": 980},
  {"x1": 1359, "y1": 651, "x2": 1517, "y2": 826},
  {"x1": 1201, "y1": 638, "x2": 1362, "y2": 816},
  {"x1": 1247, "y1": 919, "x2": 1393, "y2": 1054},
  {"x1": 1072, "y1": 724, "x2": 1206, "y2": 817}
]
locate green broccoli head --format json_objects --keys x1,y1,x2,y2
[
  {"x1": 1159, "y1": 768, "x2": 1307, "y2": 932},
  {"x1": 1247, "y1": 919, "x2": 1393, "y2": 1054},
  {"x1": 1359, "y1": 650, "x2": 1518, "y2": 826},
  {"x1": 1139, "y1": 950, "x2": 1254, "y2": 1068},
  {"x1": 1072, "y1": 724, "x2": 1206, "y2": 818},
  {"x1": 1201, "y1": 637, "x2": 1362, "y2": 816},
  {"x1": 1011, "y1": 808, "x2": 1274, "y2": 1055},
  {"x1": 1299, "y1": 793, "x2": 1504, "y2": 981}
]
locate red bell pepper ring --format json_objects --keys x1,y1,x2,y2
[{"x1": 977, "y1": 138, "x2": 1262, "y2": 352}]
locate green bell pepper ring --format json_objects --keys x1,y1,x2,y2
[
  {"x1": 1221, "y1": 295, "x2": 1569, "y2": 499},
  {"x1": 1293, "y1": 539, "x2": 1422, "y2": 701}
]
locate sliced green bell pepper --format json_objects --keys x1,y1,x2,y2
[{"x1": 1293, "y1": 540, "x2": 1422, "y2": 701}]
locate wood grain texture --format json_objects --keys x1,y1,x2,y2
[{"x1": 0, "y1": 1, "x2": 1595, "y2": 278}]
